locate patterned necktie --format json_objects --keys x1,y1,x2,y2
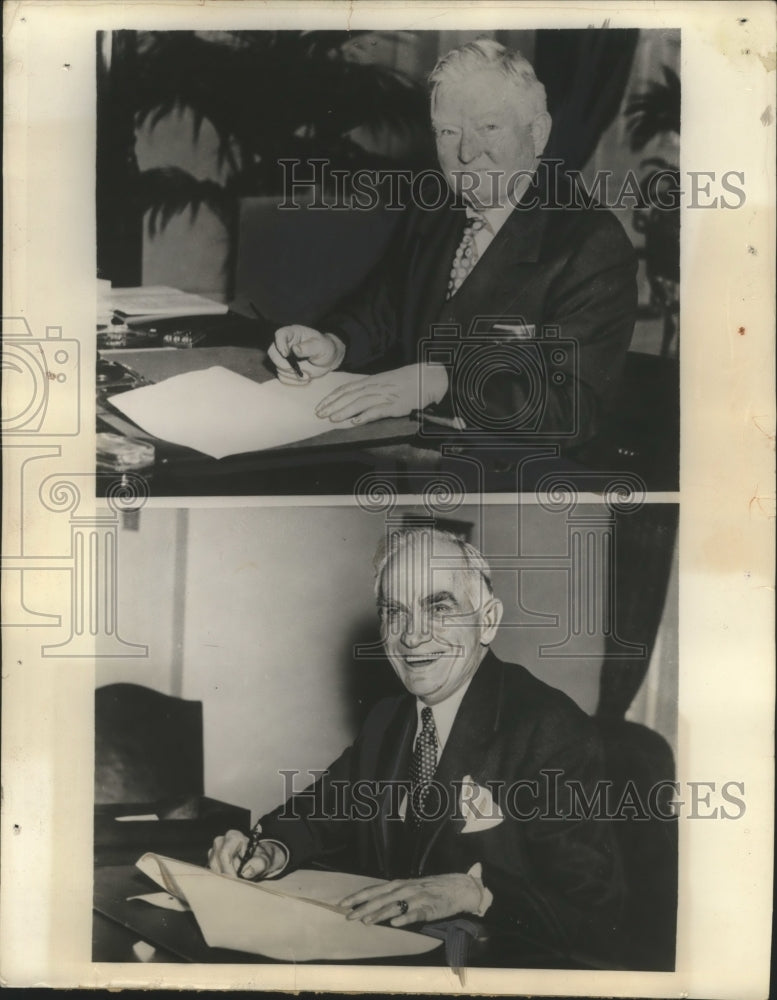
[
  {"x1": 408, "y1": 706, "x2": 438, "y2": 827},
  {"x1": 446, "y1": 211, "x2": 488, "y2": 299}
]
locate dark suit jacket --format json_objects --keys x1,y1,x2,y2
[
  {"x1": 324, "y1": 170, "x2": 638, "y2": 448},
  {"x1": 259, "y1": 651, "x2": 625, "y2": 963}
]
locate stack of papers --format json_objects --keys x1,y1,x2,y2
[
  {"x1": 134, "y1": 853, "x2": 441, "y2": 961},
  {"x1": 104, "y1": 285, "x2": 229, "y2": 319}
]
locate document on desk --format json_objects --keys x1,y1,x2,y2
[
  {"x1": 106, "y1": 284, "x2": 229, "y2": 318},
  {"x1": 110, "y1": 367, "x2": 371, "y2": 458},
  {"x1": 135, "y1": 853, "x2": 440, "y2": 961}
]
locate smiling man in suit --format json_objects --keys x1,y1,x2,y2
[
  {"x1": 209, "y1": 526, "x2": 624, "y2": 965},
  {"x1": 267, "y1": 39, "x2": 638, "y2": 452}
]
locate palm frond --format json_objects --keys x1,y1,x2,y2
[
  {"x1": 624, "y1": 65, "x2": 680, "y2": 152},
  {"x1": 131, "y1": 30, "x2": 427, "y2": 168},
  {"x1": 135, "y1": 166, "x2": 234, "y2": 236},
  {"x1": 113, "y1": 29, "x2": 431, "y2": 240}
]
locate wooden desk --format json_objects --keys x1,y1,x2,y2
[
  {"x1": 92, "y1": 862, "x2": 585, "y2": 969},
  {"x1": 94, "y1": 864, "x2": 280, "y2": 964},
  {"x1": 93, "y1": 863, "x2": 453, "y2": 966},
  {"x1": 91, "y1": 793, "x2": 603, "y2": 970},
  {"x1": 97, "y1": 313, "x2": 438, "y2": 497},
  {"x1": 94, "y1": 799, "x2": 250, "y2": 867},
  {"x1": 96, "y1": 313, "x2": 678, "y2": 496}
]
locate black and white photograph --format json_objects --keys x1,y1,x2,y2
[
  {"x1": 1, "y1": 1, "x2": 774, "y2": 996},
  {"x1": 93, "y1": 500, "x2": 679, "y2": 971},
  {"x1": 95, "y1": 25, "x2": 681, "y2": 497}
]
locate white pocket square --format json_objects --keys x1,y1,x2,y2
[{"x1": 460, "y1": 774, "x2": 504, "y2": 833}]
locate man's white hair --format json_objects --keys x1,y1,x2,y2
[
  {"x1": 373, "y1": 526, "x2": 494, "y2": 603},
  {"x1": 429, "y1": 38, "x2": 547, "y2": 120}
]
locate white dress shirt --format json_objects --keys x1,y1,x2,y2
[
  {"x1": 469, "y1": 202, "x2": 517, "y2": 264},
  {"x1": 412, "y1": 677, "x2": 473, "y2": 753}
]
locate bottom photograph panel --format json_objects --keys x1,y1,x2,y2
[{"x1": 94, "y1": 499, "x2": 678, "y2": 972}]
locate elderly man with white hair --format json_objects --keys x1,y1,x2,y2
[
  {"x1": 268, "y1": 39, "x2": 637, "y2": 456},
  {"x1": 210, "y1": 526, "x2": 624, "y2": 966}
]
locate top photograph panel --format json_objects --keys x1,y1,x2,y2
[{"x1": 95, "y1": 27, "x2": 680, "y2": 498}]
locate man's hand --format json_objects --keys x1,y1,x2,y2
[
  {"x1": 315, "y1": 364, "x2": 449, "y2": 425},
  {"x1": 268, "y1": 325, "x2": 346, "y2": 385},
  {"x1": 340, "y1": 873, "x2": 483, "y2": 928},
  {"x1": 208, "y1": 829, "x2": 287, "y2": 880}
]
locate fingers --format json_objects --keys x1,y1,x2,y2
[
  {"x1": 341, "y1": 880, "x2": 430, "y2": 926},
  {"x1": 341, "y1": 880, "x2": 399, "y2": 910},
  {"x1": 355, "y1": 898, "x2": 406, "y2": 925},
  {"x1": 274, "y1": 325, "x2": 331, "y2": 364},
  {"x1": 274, "y1": 325, "x2": 314, "y2": 358},
  {"x1": 267, "y1": 343, "x2": 309, "y2": 384},
  {"x1": 327, "y1": 396, "x2": 395, "y2": 424},
  {"x1": 316, "y1": 380, "x2": 403, "y2": 424},
  {"x1": 341, "y1": 874, "x2": 470, "y2": 926},
  {"x1": 390, "y1": 900, "x2": 430, "y2": 928},
  {"x1": 314, "y1": 378, "x2": 374, "y2": 417},
  {"x1": 340, "y1": 403, "x2": 398, "y2": 425},
  {"x1": 344, "y1": 884, "x2": 406, "y2": 924},
  {"x1": 239, "y1": 844, "x2": 273, "y2": 881},
  {"x1": 207, "y1": 829, "x2": 248, "y2": 877},
  {"x1": 348, "y1": 890, "x2": 428, "y2": 927},
  {"x1": 271, "y1": 326, "x2": 341, "y2": 383}
]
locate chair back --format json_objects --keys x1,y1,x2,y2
[
  {"x1": 95, "y1": 683, "x2": 204, "y2": 805},
  {"x1": 595, "y1": 717, "x2": 678, "y2": 970},
  {"x1": 574, "y1": 351, "x2": 680, "y2": 490},
  {"x1": 233, "y1": 195, "x2": 400, "y2": 326}
]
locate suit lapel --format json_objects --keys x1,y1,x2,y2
[
  {"x1": 407, "y1": 174, "x2": 553, "y2": 347},
  {"x1": 411, "y1": 203, "x2": 466, "y2": 343},
  {"x1": 436, "y1": 197, "x2": 548, "y2": 331},
  {"x1": 416, "y1": 651, "x2": 506, "y2": 871},
  {"x1": 372, "y1": 695, "x2": 416, "y2": 872}
]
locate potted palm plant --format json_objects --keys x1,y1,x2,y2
[
  {"x1": 97, "y1": 29, "x2": 431, "y2": 295},
  {"x1": 624, "y1": 65, "x2": 680, "y2": 355}
]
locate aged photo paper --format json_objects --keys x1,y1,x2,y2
[{"x1": 2, "y1": 1, "x2": 774, "y2": 996}]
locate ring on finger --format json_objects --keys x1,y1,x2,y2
[{"x1": 397, "y1": 899, "x2": 409, "y2": 916}]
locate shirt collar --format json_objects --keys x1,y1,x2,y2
[
  {"x1": 416, "y1": 677, "x2": 474, "y2": 752},
  {"x1": 463, "y1": 167, "x2": 536, "y2": 236},
  {"x1": 469, "y1": 202, "x2": 515, "y2": 239}
]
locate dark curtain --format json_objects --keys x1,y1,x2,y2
[
  {"x1": 596, "y1": 504, "x2": 678, "y2": 720},
  {"x1": 96, "y1": 31, "x2": 143, "y2": 286},
  {"x1": 534, "y1": 28, "x2": 640, "y2": 173},
  {"x1": 592, "y1": 502, "x2": 678, "y2": 971}
]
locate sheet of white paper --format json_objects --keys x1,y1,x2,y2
[
  {"x1": 270, "y1": 869, "x2": 388, "y2": 908},
  {"x1": 115, "y1": 814, "x2": 159, "y2": 822},
  {"x1": 108, "y1": 284, "x2": 228, "y2": 317},
  {"x1": 136, "y1": 853, "x2": 440, "y2": 962},
  {"x1": 111, "y1": 368, "x2": 367, "y2": 458}
]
